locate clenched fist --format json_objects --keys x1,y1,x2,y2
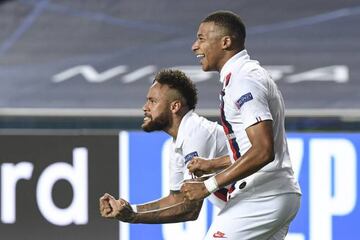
[
  {"x1": 99, "y1": 193, "x2": 136, "y2": 223},
  {"x1": 187, "y1": 157, "x2": 213, "y2": 177},
  {"x1": 180, "y1": 181, "x2": 210, "y2": 201}
]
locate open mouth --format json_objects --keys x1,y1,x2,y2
[
  {"x1": 143, "y1": 115, "x2": 152, "y2": 123},
  {"x1": 196, "y1": 54, "x2": 205, "y2": 63}
]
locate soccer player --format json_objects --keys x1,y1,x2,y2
[
  {"x1": 99, "y1": 69, "x2": 229, "y2": 224},
  {"x1": 181, "y1": 11, "x2": 302, "y2": 239}
]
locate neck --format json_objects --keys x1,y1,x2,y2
[
  {"x1": 218, "y1": 49, "x2": 242, "y2": 72},
  {"x1": 164, "y1": 108, "x2": 189, "y2": 139}
]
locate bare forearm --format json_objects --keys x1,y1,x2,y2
[
  {"x1": 136, "y1": 191, "x2": 178, "y2": 212},
  {"x1": 216, "y1": 147, "x2": 273, "y2": 188},
  {"x1": 136, "y1": 199, "x2": 163, "y2": 212},
  {"x1": 208, "y1": 155, "x2": 231, "y2": 173},
  {"x1": 132, "y1": 200, "x2": 203, "y2": 224},
  {"x1": 181, "y1": 122, "x2": 275, "y2": 202},
  {"x1": 215, "y1": 121, "x2": 275, "y2": 188}
]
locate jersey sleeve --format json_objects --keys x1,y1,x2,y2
[
  {"x1": 231, "y1": 70, "x2": 273, "y2": 129},
  {"x1": 170, "y1": 119, "x2": 228, "y2": 191},
  {"x1": 168, "y1": 129, "x2": 217, "y2": 191},
  {"x1": 169, "y1": 153, "x2": 186, "y2": 191},
  {"x1": 185, "y1": 126, "x2": 219, "y2": 159},
  {"x1": 182, "y1": 126, "x2": 218, "y2": 175}
]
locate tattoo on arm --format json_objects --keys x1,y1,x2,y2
[
  {"x1": 133, "y1": 199, "x2": 203, "y2": 224},
  {"x1": 137, "y1": 201, "x2": 160, "y2": 212},
  {"x1": 129, "y1": 190, "x2": 203, "y2": 224},
  {"x1": 136, "y1": 190, "x2": 180, "y2": 212}
]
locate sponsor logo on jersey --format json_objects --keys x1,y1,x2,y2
[
  {"x1": 235, "y1": 92, "x2": 253, "y2": 109},
  {"x1": 184, "y1": 151, "x2": 198, "y2": 165},
  {"x1": 213, "y1": 231, "x2": 227, "y2": 238}
]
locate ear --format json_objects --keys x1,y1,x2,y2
[
  {"x1": 170, "y1": 100, "x2": 182, "y2": 114},
  {"x1": 221, "y1": 36, "x2": 232, "y2": 50}
]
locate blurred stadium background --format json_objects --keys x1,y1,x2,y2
[{"x1": 0, "y1": 0, "x2": 359, "y2": 239}]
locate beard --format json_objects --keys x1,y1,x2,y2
[{"x1": 141, "y1": 110, "x2": 172, "y2": 132}]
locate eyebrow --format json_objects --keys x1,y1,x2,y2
[{"x1": 147, "y1": 96, "x2": 158, "y2": 101}]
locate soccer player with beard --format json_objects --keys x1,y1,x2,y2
[{"x1": 99, "y1": 69, "x2": 230, "y2": 226}]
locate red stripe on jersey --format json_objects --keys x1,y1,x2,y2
[
  {"x1": 224, "y1": 73, "x2": 232, "y2": 87},
  {"x1": 220, "y1": 73, "x2": 241, "y2": 161},
  {"x1": 213, "y1": 188, "x2": 228, "y2": 202},
  {"x1": 228, "y1": 183, "x2": 236, "y2": 194}
]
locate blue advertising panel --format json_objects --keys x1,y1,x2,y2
[{"x1": 119, "y1": 132, "x2": 359, "y2": 240}]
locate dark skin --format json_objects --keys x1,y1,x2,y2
[
  {"x1": 187, "y1": 155, "x2": 231, "y2": 177},
  {"x1": 181, "y1": 21, "x2": 275, "y2": 201},
  {"x1": 181, "y1": 120, "x2": 274, "y2": 201},
  {"x1": 99, "y1": 190, "x2": 203, "y2": 224}
]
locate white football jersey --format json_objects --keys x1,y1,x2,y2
[
  {"x1": 169, "y1": 111, "x2": 229, "y2": 209},
  {"x1": 219, "y1": 50, "x2": 301, "y2": 198}
]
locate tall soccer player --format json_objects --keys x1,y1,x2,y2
[{"x1": 181, "y1": 11, "x2": 301, "y2": 239}]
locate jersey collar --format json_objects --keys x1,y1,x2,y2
[{"x1": 220, "y1": 49, "x2": 249, "y2": 83}]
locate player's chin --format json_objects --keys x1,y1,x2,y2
[
  {"x1": 201, "y1": 62, "x2": 211, "y2": 72},
  {"x1": 141, "y1": 122, "x2": 148, "y2": 130},
  {"x1": 141, "y1": 122, "x2": 154, "y2": 132},
  {"x1": 200, "y1": 62, "x2": 208, "y2": 71}
]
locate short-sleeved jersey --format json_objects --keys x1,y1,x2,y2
[
  {"x1": 169, "y1": 111, "x2": 229, "y2": 209},
  {"x1": 219, "y1": 50, "x2": 301, "y2": 198}
]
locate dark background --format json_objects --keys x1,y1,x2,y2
[
  {"x1": 0, "y1": 133, "x2": 119, "y2": 240},
  {"x1": 0, "y1": 0, "x2": 359, "y2": 116}
]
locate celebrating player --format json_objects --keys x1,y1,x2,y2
[
  {"x1": 181, "y1": 11, "x2": 302, "y2": 239},
  {"x1": 99, "y1": 69, "x2": 229, "y2": 224}
]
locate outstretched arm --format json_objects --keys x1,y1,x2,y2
[
  {"x1": 100, "y1": 184, "x2": 204, "y2": 224},
  {"x1": 132, "y1": 190, "x2": 203, "y2": 224}
]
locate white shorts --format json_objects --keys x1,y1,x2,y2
[{"x1": 204, "y1": 193, "x2": 301, "y2": 240}]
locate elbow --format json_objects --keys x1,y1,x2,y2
[
  {"x1": 188, "y1": 209, "x2": 201, "y2": 221},
  {"x1": 258, "y1": 146, "x2": 274, "y2": 166},
  {"x1": 185, "y1": 200, "x2": 203, "y2": 221},
  {"x1": 188, "y1": 213, "x2": 199, "y2": 221},
  {"x1": 265, "y1": 147, "x2": 275, "y2": 164}
]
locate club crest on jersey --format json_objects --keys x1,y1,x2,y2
[
  {"x1": 236, "y1": 92, "x2": 253, "y2": 109},
  {"x1": 184, "y1": 151, "x2": 198, "y2": 165}
]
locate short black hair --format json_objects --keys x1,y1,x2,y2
[
  {"x1": 154, "y1": 69, "x2": 198, "y2": 110},
  {"x1": 202, "y1": 10, "x2": 246, "y2": 47}
]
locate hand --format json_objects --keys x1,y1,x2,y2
[
  {"x1": 99, "y1": 193, "x2": 113, "y2": 217},
  {"x1": 187, "y1": 157, "x2": 213, "y2": 177},
  {"x1": 180, "y1": 181, "x2": 210, "y2": 201},
  {"x1": 99, "y1": 193, "x2": 136, "y2": 222}
]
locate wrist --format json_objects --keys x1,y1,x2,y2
[
  {"x1": 203, "y1": 176, "x2": 219, "y2": 193},
  {"x1": 128, "y1": 212, "x2": 138, "y2": 223}
]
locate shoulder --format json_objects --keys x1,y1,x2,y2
[
  {"x1": 230, "y1": 62, "x2": 270, "y2": 91},
  {"x1": 185, "y1": 113, "x2": 219, "y2": 140}
]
